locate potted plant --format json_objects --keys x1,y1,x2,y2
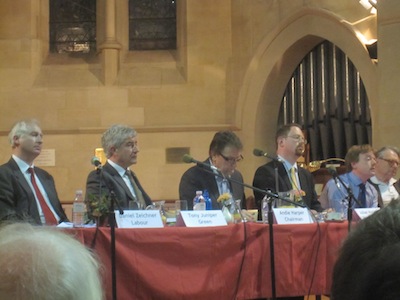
[{"x1": 86, "y1": 193, "x2": 110, "y2": 226}]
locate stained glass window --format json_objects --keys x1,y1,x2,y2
[
  {"x1": 129, "y1": 0, "x2": 176, "y2": 50},
  {"x1": 49, "y1": 0, "x2": 96, "y2": 54}
]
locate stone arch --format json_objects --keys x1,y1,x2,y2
[{"x1": 237, "y1": 8, "x2": 377, "y2": 173}]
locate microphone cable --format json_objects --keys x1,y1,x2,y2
[
  {"x1": 287, "y1": 164, "x2": 323, "y2": 299},
  {"x1": 232, "y1": 217, "x2": 248, "y2": 300},
  {"x1": 305, "y1": 211, "x2": 322, "y2": 300}
]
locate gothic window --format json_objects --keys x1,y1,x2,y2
[
  {"x1": 49, "y1": 0, "x2": 96, "y2": 54},
  {"x1": 129, "y1": 0, "x2": 176, "y2": 50},
  {"x1": 279, "y1": 40, "x2": 371, "y2": 161}
]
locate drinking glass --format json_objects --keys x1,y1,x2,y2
[{"x1": 175, "y1": 200, "x2": 188, "y2": 216}]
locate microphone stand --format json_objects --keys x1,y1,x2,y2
[
  {"x1": 98, "y1": 168, "x2": 124, "y2": 300},
  {"x1": 195, "y1": 163, "x2": 305, "y2": 300},
  {"x1": 335, "y1": 174, "x2": 360, "y2": 233},
  {"x1": 108, "y1": 190, "x2": 118, "y2": 300},
  {"x1": 273, "y1": 160, "x2": 280, "y2": 208}
]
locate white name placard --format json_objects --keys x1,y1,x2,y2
[
  {"x1": 115, "y1": 210, "x2": 164, "y2": 228},
  {"x1": 273, "y1": 208, "x2": 313, "y2": 224},
  {"x1": 353, "y1": 208, "x2": 380, "y2": 220},
  {"x1": 180, "y1": 210, "x2": 227, "y2": 227}
]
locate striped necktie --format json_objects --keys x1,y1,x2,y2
[
  {"x1": 28, "y1": 168, "x2": 58, "y2": 225},
  {"x1": 125, "y1": 170, "x2": 146, "y2": 209},
  {"x1": 290, "y1": 167, "x2": 299, "y2": 190}
]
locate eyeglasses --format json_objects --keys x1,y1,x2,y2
[
  {"x1": 378, "y1": 157, "x2": 399, "y2": 167},
  {"x1": 220, "y1": 153, "x2": 244, "y2": 164},
  {"x1": 287, "y1": 135, "x2": 307, "y2": 144}
]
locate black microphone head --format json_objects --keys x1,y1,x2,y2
[
  {"x1": 182, "y1": 154, "x2": 194, "y2": 164},
  {"x1": 327, "y1": 166, "x2": 338, "y2": 176},
  {"x1": 91, "y1": 156, "x2": 102, "y2": 167},
  {"x1": 253, "y1": 148, "x2": 265, "y2": 157}
]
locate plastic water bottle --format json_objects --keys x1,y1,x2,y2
[
  {"x1": 193, "y1": 190, "x2": 206, "y2": 210},
  {"x1": 261, "y1": 195, "x2": 269, "y2": 223},
  {"x1": 203, "y1": 189, "x2": 212, "y2": 210},
  {"x1": 72, "y1": 190, "x2": 86, "y2": 227}
]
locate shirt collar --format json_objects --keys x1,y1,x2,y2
[
  {"x1": 107, "y1": 159, "x2": 129, "y2": 177},
  {"x1": 277, "y1": 155, "x2": 298, "y2": 172},
  {"x1": 12, "y1": 155, "x2": 33, "y2": 173},
  {"x1": 347, "y1": 171, "x2": 364, "y2": 186},
  {"x1": 370, "y1": 175, "x2": 397, "y2": 186}
]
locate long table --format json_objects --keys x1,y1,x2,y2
[{"x1": 67, "y1": 222, "x2": 349, "y2": 300}]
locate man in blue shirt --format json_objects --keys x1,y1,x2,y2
[{"x1": 319, "y1": 144, "x2": 378, "y2": 218}]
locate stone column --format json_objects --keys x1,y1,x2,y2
[
  {"x1": 98, "y1": 0, "x2": 121, "y2": 85},
  {"x1": 376, "y1": 0, "x2": 400, "y2": 146}
]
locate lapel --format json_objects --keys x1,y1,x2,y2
[
  {"x1": 208, "y1": 173, "x2": 220, "y2": 202},
  {"x1": 130, "y1": 171, "x2": 152, "y2": 206},
  {"x1": 229, "y1": 172, "x2": 242, "y2": 201},
  {"x1": 12, "y1": 168, "x2": 32, "y2": 197},
  {"x1": 103, "y1": 163, "x2": 135, "y2": 202},
  {"x1": 297, "y1": 167, "x2": 307, "y2": 190},
  {"x1": 34, "y1": 168, "x2": 59, "y2": 212},
  {"x1": 277, "y1": 163, "x2": 292, "y2": 191},
  {"x1": 8, "y1": 159, "x2": 41, "y2": 222}
]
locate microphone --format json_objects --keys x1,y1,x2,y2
[
  {"x1": 327, "y1": 165, "x2": 340, "y2": 188},
  {"x1": 327, "y1": 165, "x2": 337, "y2": 176},
  {"x1": 182, "y1": 154, "x2": 219, "y2": 171},
  {"x1": 253, "y1": 148, "x2": 281, "y2": 162},
  {"x1": 91, "y1": 156, "x2": 102, "y2": 169}
]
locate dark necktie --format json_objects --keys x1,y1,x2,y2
[
  {"x1": 358, "y1": 183, "x2": 367, "y2": 208},
  {"x1": 125, "y1": 170, "x2": 146, "y2": 209},
  {"x1": 28, "y1": 168, "x2": 58, "y2": 225}
]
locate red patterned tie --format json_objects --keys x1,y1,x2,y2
[{"x1": 28, "y1": 168, "x2": 58, "y2": 225}]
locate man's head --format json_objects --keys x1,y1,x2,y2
[
  {"x1": 275, "y1": 123, "x2": 306, "y2": 164},
  {"x1": 345, "y1": 144, "x2": 376, "y2": 182},
  {"x1": 374, "y1": 146, "x2": 400, "y2": 183},
  {"x1": 8, "y1": 119, "x2": 43, "y2": 164},
  {"x1": 0, "y1": 222, "x2": 103, "y2": 300},
  {"x1": 331, "y1": 199, "x2": 400, "y2": 300},
  {"x1": 209, "y1": 131, "x2": 243, "y2": 176},
  {"x1": 102, "y1": 124, "x2": 139, "y2": 169}
]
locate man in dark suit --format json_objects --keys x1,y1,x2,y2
[
  {"x1": 179, "y1": 131, "x2": 246, "y2": 210},
  {"x1": 0, "y1": 119, "x2": 68, "y2": 225},
  {"x1": 253, "y1": 123, "x2": 322, "y2": 211},
  {"x1": 253, "y1": 123, "x2": 322, "y2": 300},
  {"x1": 253, "y1": 123, "x2": 322, "y2": 212},
  {"x1": 86, "y1": 124, "x2": 152, "y2": 214}
]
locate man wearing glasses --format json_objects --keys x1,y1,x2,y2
[
  {"x1": 369, "y1": 146, "x2": 400, "y2": 207},
  {"x1": 253, "y1": 123, "x2": 322, "y2": 212},
  {"x1": 179, "y1": 131, "x2": 246, "y2": 210},
  {"x1": 319, "y1": 144, "x2": 378, "y2": 218},
  {"x1": 253, "y1": 123, "x2": 322, "y2": 300}
]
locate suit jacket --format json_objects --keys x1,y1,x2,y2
[
  {"x1": 0, "y1": 158, "x2": 68, "y2": 225},
  {"x1": 252, "y1": 160, "x2": 322, "y2": 212},
  {"x1": 85, "y1": 162, "x2": 152, "y2": 211},
  {"x1": 179, "y1": 159, "x2": 246, "y2": 210}
]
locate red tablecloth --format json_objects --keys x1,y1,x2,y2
[{"x1": 66, "y1": 222, "x2": 348, "y2": 300}]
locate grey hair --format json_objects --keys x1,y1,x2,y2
[
  {"x1": 375, "y1": 146, "x2": 400, "y2": 159},
  {"x1": 8, "y1": 119, "x2": 40, "y2": 147},
  {"x1": 101, "y1": 124, "x2": 137, "y2": 158},
  {"x1": 0, "y1": 223, "x2": 103, "y2": 300}
]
